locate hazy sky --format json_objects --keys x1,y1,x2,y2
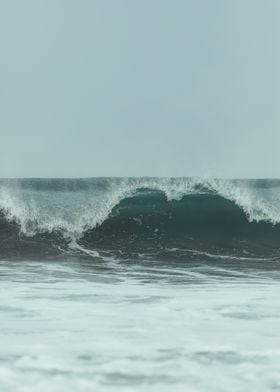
[{"x1": 0, "y1": 0, "x2": 279, "y2": 178}]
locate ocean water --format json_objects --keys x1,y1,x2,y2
[{"x1": 1, "y1": 177, "x2": 280, "y2": 391}]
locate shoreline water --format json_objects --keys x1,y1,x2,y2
[{"x1": 1, "y1": 258, "x2": 280, "y2": 391}]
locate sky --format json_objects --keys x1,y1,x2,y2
[{"x1": 0, "y1": 0, "x2": 280, "y2": 178}]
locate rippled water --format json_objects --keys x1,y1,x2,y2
[{"x1": 1, "y1": 258, "x2": 280, "y2": 391}]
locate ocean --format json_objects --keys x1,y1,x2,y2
[{"x1": 1, "y1": 177, "x2": 280, "y2": 391}]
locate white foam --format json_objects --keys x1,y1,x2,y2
[{"x1": 1, "y1": 259, "x2": 280, "y2": 392}]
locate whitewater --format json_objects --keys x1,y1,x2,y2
[{"x1": 1, "y1": 178, "x2": 280, "y2": 391}]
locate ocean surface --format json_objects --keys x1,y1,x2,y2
[{"x1": 1, "y1": 177, "x2": 280, "y2": 391}]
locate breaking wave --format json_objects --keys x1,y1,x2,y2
[{"x1": 1, "y1": 178, "x2": 280, "y2": 259}]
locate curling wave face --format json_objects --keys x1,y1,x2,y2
[{"x1": 1, "y1": 177, "x2": 280, "y2": 260}]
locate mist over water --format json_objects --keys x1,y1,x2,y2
[{"x1": 1, "y1": 0, "x2": 280, "y2": 389}]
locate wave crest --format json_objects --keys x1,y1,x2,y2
[{"x1": 0, "y1": 178, "x2": 280, "y2": 240}]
